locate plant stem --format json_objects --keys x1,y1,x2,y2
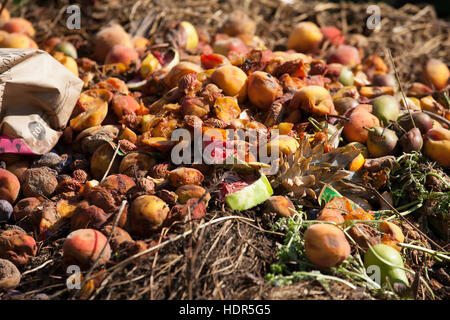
[{"x1": 397, "y1": 243, "x2": 450, "y2": 262}]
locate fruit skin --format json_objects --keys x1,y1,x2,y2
[
  {"x1": 0, "y1": 33, "x2": 38, "y2": 49},
  {"x1": 327, "y1": 45, "x2": 361, "y2": 68},
  {"x1": 424, "y1": 127, "x2": 450, "y2": 168},
  {"x1": 367, "y1": 127, "x2": 398, "y2": 157},
  {"x1": 22, "y1": 168, "x2": 58, "y2": 198},
  {"x1": 304, "y1": 224, "x2": 351, "y2": 268},
  {"x1": 101, "y1": 174, "x2": 136, "y2": 194},
  {"x1": 364, "y1": 243, "x2": 409, "y2": 286},
  {"x1": 0, "y1": 169, "x2": 20, "y2": 204},
  {"x1": 53, "y1": 41, "x2": 78, "y2": 59},
  {"x1": 221, "y1": 11, "x2": 256, "y2": 36},
  {"x1": 119, "y1": 152, "x2": 156, "y2": 177},
  {"x1": 211, "y1": 65, "x2": 248, "y2": 102},
  {"x1": 1, "y1": 17, "x2": 35, "y2": 37},
  {"x1": 104, "y1": 45, "x2": 139, "y2": 66},
  {"x1": 343, "y1": 106, "x2": 380, "y2": 143},
  {"x1": 247, "y1": 71, "x2": 283, "y2": 110},
  {"x1": 318, "y1": 209, "x2": 345, "y2": 224},
  {"x1": 372, "y1": 95, "x2": 400, "y2": 125},
  {"x1": 168, "y1": 167, "x2": 204, "y2": 188},
  {"x1": 291, "y1": 86, "x2": 334, "y2": 116},
  {"x1": 90, "y1": 143, "x2": 120, "y2": 179},
  {"x1": 180, "y1": 21, "x2": 199, "y2": 50},
  {"x1": 129, "y1": 195, "x2": 170, "y2": 236},
  {"x1": 0, "y1": 200, "x2": 13, "y2": 222},
  {"x1": 0, "y1": 5, "x2": 10, "y2": 26},
  {"x1": 400, "y1": 128, "x2": 423, "y2": 153},
  {"x1": 63, "y1": 229, "x2": 111, "y2": 270},
  {"x1": 0, "y1": 229, "x2": 37, "y2": 266},
  {"x1": 422, "y1": 59, "x2": 449, "y2": 90},
  {"x1": 100, "y1": 225, "x2": 133, "y2": 252},
  {"x1": 287, "y1": 22, "x2": 323, "y2": 53},
  {"x1": 265, "y1": 196, "x2": 295, "y2": 218},
  {"x1": 348, "y1": 153, "x2": 365, "y2": 171},
  {"x1": 93, "y1": 24, "x2": 132, "y2": 62}
]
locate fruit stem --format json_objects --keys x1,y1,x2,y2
[{"x1": 385, "y1": 48, "x2": 416, "y2": 129}]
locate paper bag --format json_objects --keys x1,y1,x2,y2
[{"x1": 0, "y1": 48, "x2": 83, "y2": 155}]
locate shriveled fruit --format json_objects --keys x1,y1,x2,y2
[
  {"x1": 175, "y1": 185, "x2": 210, "y2": 204},
  {"x1": 22, "y1": 168, "x2": 57, "y2": 198},
  {"x1": 304, "y1": 224, "x2": 351, "y2": 268},
  {"x1": 168, "y1": 167, "x2": 204, "y2": 187},
  {"x1": 112, "y1": 94, "x2": 140, "y2": 119},
  {"x1": 129, "y1": 195, "x2": 170, "y2": 236},
  {"x1": 0, "y1": 258, "x2": 21, "y2": 289},
  {"x1": 119, "y1": 152, "x2": 155, "y2": 177},
  {"x1": 165, "y1": 62, "x2": 203, "y2": 89},
  {"x1": 0, "y1": 229, "x2": 37, "y2": 266},
  {"x1": 63, "y1": 229, "x2": 111, "y2": 270}
]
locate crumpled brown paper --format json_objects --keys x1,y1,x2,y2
[{"x1": 0, "y1": 49, "x2": 83, "y2": 155}]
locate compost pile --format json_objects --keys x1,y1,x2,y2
[{"x1": 0, "y1": 0, "x2": 449, "y2": 300}]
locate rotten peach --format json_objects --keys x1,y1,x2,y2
[
  {"x1": 0, "y1": 229, "x2": 37, "y2": 266},
  {"x1": 422, "y1": 58, "x2": 449, "y2": 90},
  {"x1": 112, "y1": 94, "x2": 140, "y2": 119},
  {"x1": 290, "y1": 86, "x2": 334, "y2": 116},
  {"x1": 327, "y1": 45, "x2": 361, "y2": 68},
  {"x1": 105, "y1": 45, "x2": 139, "y2": 66},
  {"x1": 119, "y1": 152, "x2": 156, "y2": 177},
  {"x1": 424, "y1": 127, "x2": 450, "y2": 168},
  {"x1": 53, "y1": 52, "x2": 79, "y2": 77},
  {"x1": 343, "y1": 108, "x2": 380, "y2": 143},
  {"x1": 22, "y1": 168, "x2": 58, "y2": 198},
  {"x1": 93, "y1": 24, "x2": 132, "y2": 62},
  {"x1": 304, "y1": 224, "x2": 351, "y2": 268},
  {"x1": 100, "y1": 174, "x2": 136, "y2": 194},
  {"x1": 247, "y1": 71, "x2": 283, "y2": 110},
  {"x1": 0, "y1": 169, "x2": 20, "y2": 204},
  {"x1": 0, "y1": 33, "x2": 38, "y2": 49},
  {"x1": 1, "y1": 17, "x2": 35, "y2": 37},
  {"x1": 211, "y1": 65, "x2": 248, "y2": 102},
  {"x1": 165, "y1": 62, "x2": 203, "y2": 89},
  {"x1": 175, "y1": 185, "x2": 210, "y2": 204},
  {"x1": 213, "y1": 37, "x2": 248, "y2": 57},
  {"x1": 287, "y1": 22, "x2": 323, "y2": 53},
  {"x1": 265, "y1": 196, "x2": 295, "y2": 218},
  {"x1": 168, "y1": 167, "x2": 204, "y2": 188},
  {"x1": 63, "y1": 229, "x2": 111, "y2": 270},
  {"x1": 129, "y1": 195, "x2": 170, "y2": 236}
]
